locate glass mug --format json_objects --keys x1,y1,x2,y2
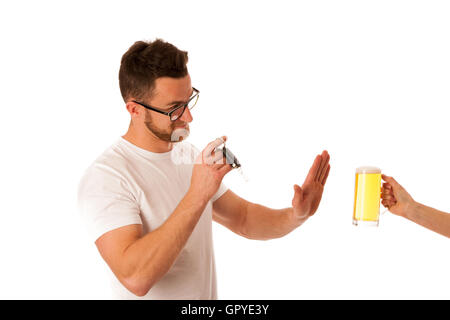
[{"x1": 352, "y1": 166, "x2": 385, "y2": 227}]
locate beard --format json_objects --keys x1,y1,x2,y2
[{"x1": 143, "y1": 111, "x2": 190, "y2": 142}]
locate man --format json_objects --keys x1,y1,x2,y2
[
  {"x1": 381, "y1": 175, "x2": 450, "y2": 238},
  {"x1": 77, "y1": 38, "x2": 331, "y2": 299}
]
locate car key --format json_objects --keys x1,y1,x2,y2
[{"x1": 215, "y1": 138, "x2": 248, "y2": 182}]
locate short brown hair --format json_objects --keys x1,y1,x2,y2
[{"x1": 119, "y1": 39, "x2": 189, "y2": 102}]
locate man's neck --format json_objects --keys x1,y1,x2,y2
[{"x1": 122, "y1": 126, "x2": 174, "y2": 153}]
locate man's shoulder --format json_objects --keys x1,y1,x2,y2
[{"x1": 79, "y1": 139, "x2": 130, "y2": 185}]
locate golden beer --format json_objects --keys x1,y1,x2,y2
[{"x1": 353, "y1": 166, "x2": 382, "y2": 226}]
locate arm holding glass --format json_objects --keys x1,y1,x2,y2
[{"x1": 381, "y1": 174, "x2": 450, "y2": 238}]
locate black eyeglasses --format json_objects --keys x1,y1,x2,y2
[{"x1": 132, "y1": 87, "x2": 199, "y2": 121}]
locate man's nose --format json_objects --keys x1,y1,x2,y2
[{"x1": 180, "y1": 107, "x2": 193, "y2": 122}]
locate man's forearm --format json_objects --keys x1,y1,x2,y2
[
  {"x1": 120, "y1": 190, "x2": 209, "y2": 295},
  {"x1": 405, "y1": 202, "x2": 450, "y2": 238},
  {"x1": 241, "y1": 202, "x2": 306, "y2": 240}
]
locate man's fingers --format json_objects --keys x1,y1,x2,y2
[
  {"x1": 382, "y1": 197, "x2": 397, "y2": 207},
  {"x1": 381, "y1": 174, "x2": 399, "y2": 187},
  {"x1": 305, "y1": 150, "x2": 329, "y2": 185},
  {"x1": 388, "y1": 200, "x2": 397, "y2": 208},
  {"x1": 315, "y1": 150, "x2": 330, "y2": 182},
  {"x1": 318, "y1": 153, "x2": 330, "y2": 183},
  {"x1": 203, "y1": 136, "x2": 227, "y2": 160},
  {"x1": 210, "y1": 149, "x2": 226, "y2": 165},
  {"x1": 382, "y1": 193, "x2": 394, "y2": 201},
  {"x1": 382, "y1": 182, "x2": 392, "y2": 190},
  {"x1": 321, "y1": 164, "x2": 331, "y2": 186},
  {"x1": 381, "y1": 186, "x2": 395, "y2": 199},
  {"x1": 314, "y1": 152, "x2": 325, "y2": 181},
  {"x1": 217, "y1": 163, "x2": 233, "y2": 176},
  {"x1": 204, "y1": 151, "x2": 219, "y2": 165},
  {"x1": 305, "y1": 155, "x2": 322, "y2": 184}
]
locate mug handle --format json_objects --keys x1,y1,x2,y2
[{"x1": 380, "y1": 176, "x2": 389, "y2": 215}]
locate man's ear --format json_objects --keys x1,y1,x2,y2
[{"x1": 126, "y1": 100, "x2": 141, "y2": 118}]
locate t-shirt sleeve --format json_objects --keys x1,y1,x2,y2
[{"x1": 77, "y1": 163, "x2": 142, "y2": 243}]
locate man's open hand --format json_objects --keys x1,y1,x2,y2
[{"x1": 291, "y1": 150, "x2": 330, "y2": 220}]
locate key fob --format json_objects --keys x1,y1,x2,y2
[{"x1": 221, "y1": 145, "x2": 241, "y2": 169}]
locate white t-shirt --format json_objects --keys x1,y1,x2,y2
[{"x1": 77, "y1": 137, "x2": 228, "y2": 300}]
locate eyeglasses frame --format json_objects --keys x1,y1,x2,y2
[{"x1": 132, "y1": 87, "x2": 200, "y2": 121}]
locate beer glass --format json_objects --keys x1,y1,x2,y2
[{"x1": 352, "y1": 166, "x2": 383, "y2": 226}]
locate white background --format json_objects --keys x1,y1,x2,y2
[{"x1": 0, "y1": 0, "x2": 449, "y2": 299}]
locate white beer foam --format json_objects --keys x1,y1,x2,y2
[{"x1": 356, "y1": 166, "x2": 381, "y2": 174}]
